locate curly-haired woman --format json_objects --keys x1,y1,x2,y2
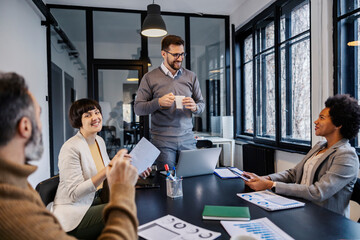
[{"x1": 244, "y1": 94, "x2": 360, "y2": 217}]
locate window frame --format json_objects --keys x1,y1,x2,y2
[
  {"x1": 334, "y1": 0, "x2": 360, "y2": 152},
  {"x1": 234, "y1": 0, "x2": 312, "y2": 153}
]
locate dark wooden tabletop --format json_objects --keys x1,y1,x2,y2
[{"x1": 135, "y1": 173, "x2": 360, "y2": 240}]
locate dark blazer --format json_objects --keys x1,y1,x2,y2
[{"x1": 269, "y1": 139, "x2": 359, "y2": 217}]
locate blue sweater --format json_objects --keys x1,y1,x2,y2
[{"x1": 134, "y1": 67, "x2": 205, "y2": 138}]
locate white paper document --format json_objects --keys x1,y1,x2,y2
[
  {"x1": 129, "y1": 137, "x2": 160, "y2": 174},
  {"x1": 237, "y1": 190, "x2": 305, "y2": 211},
  {"x1": 138, "y1": 215, "x2": 221, "y2": 240},
  {"x1": 214, "y1": 167, "x2": 249, "y2": 181},
  {"x1": 214, "y1": 168, "x2": 241, "y2": 178},
  {"x1": 221, "y1": 217, "x2": 294, "y2": 240}
]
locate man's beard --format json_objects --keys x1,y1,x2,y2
[
  {"x1": 25, "y1": 123, "x2": 44, "y2": 163},
  {"x1": 168, "y1": 57, "x2": 182, "y2": 71}
]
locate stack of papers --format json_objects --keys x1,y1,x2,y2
[
  {"x1": 214, "y1": 167, "x2": 249, "y2": 181},
  {"x1": 214, "y1": 167, "x2": 243, "y2": 178},
  {"x1": 202, "y1": 205, "x2": 250, "y2": 221},
  {"x1": 129, "y1": 137, "x2": 160, "y2": 174},
  {"x1": 138, "y1": 215, "x2": 221, "y2": 240},
  {"x1": 221, "y1": 217, "x2": 294, "y2": 240},
  {"x1": 237, "y1": 190, "x2": 305, "y2": 211}
]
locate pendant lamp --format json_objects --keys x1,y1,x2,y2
[
  {"x1": 127, "y1": 70, "x2": 138, "y2": 82},
  {"x1": 141, "y1": 2, "x2": 167, "y2": 37}
]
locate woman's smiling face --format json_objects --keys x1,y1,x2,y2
[
  {"x1": 314, "y1": 107, "x2": 338, "y2": 138},
  {"x1": 80, "y1": 108, "x2": 102, "y2": 135}
]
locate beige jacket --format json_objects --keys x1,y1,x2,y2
[{"x1": 53, "y1": 131, "x2": 110, "y2": 232}]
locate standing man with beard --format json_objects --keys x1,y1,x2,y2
[
  {"x1": 134, "y1": 35, "x2": 205, "y2": 170},
  {"x1": 0, "y1": 72, "x2": 139, "y2": 239}
]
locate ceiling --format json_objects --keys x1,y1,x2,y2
[{"x1": 45, "y1": 0, "x2": 247, "y2": 16}]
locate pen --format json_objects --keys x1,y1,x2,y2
[
  {"x1": 164, "y1": 164, "x2": 176, "y2": 180},
  {"x1": 173, "y1": 166, "x2": 176, "y2": 178},
  {"x1": 166, "y1": 172, "x2": 176, "y2": 181}
]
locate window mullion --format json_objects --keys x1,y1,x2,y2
[{"x1": 285, "y1": 11, "x2": 292, "y2": 139}]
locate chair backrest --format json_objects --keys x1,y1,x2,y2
[
  {"x1": 351, "y1": 178, "x2": 360, "y2": 205},
  {"x1": 35, "y1": 175, "x2": 59, "y2": 206},
  {"x1": 196, "y1": 139, "x2": 213, "y2": 149}
]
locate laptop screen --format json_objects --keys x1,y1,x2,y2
[{"x1": 175, "y1": 148, "x2": 222, "y2": 178}]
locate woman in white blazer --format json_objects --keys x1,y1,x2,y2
[
  {"x1": 242, "y1": 94, "x2": 360, "y2": 217},
  {"x1": 52, "y1": 99, "x2": 150, "y2": 240}
]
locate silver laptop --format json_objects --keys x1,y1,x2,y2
[{"x1": 175, "y1": 147, "x2": 222, "y2": 178}]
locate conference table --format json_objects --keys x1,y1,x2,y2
[{"x1": 135, "y1": 173, "x2": 360, "y2": 240}]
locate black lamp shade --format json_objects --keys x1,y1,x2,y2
[{"x1": 141, "y1": 4, "x2": 167, "y2": 37}]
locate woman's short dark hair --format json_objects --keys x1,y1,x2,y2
[
  {"x1": 161, "y1": 35, "x2": 184, "y2": 51},
  {"x1": 325, "y1": 94, "x2": 360, "y2": 140},
  {"x1": 69, "y1": 98, "x2": 102, "y2": 129}
]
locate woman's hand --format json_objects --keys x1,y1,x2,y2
[{"x1": 243, "y1": 171, "x2": 273, "y2": 191}]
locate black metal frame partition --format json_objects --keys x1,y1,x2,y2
[
  {"x1": 42, "y1": 3, "x2": 230, "y2": 175},
  {"x1": 233, "y1": 0, "x2": 312, "y2": 154},
  {"x1": 333, "y1": 1, "x2": 360, "y2": 152}
]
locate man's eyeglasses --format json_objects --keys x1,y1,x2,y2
[{"x1": 164, "y1": 50, "x2": 187, "y2": 59}]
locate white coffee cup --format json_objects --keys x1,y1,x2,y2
[{"x1": 175, "y1": 95, "x2": 185, "y2": 109}]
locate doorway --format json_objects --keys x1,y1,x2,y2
[{"x1": 94, "y1": 63, "x2": 149, "y2": 158}]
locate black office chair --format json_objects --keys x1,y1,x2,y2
[
  {"x1": 351, "y1": 178, "x2": 360, "y2": 204},
  {"x1": 196, "y1": 139, "x2": 213, "y2": 149},
  {"x1": 35, "y1": 175, "x2": 59, "y2": 206},
  {"x1": 99, "y1": 126, "x2": 121, "y2": 158}
]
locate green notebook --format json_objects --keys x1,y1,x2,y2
[{"x1": 202, "y1": 205, "x2": 250, "y2": 221}]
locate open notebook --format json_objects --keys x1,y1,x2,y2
[{"x1": 237, "y1": 190, "x2": 305, "y2": 211}]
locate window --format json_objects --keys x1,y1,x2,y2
[
  {"x1": 280, "y1": 1, "x2": 311, "y2": 143},
  {"x1": 335, "y1": 0, "x2": 360, "y2": 149},
  {"x1": 255, "y1": 16, "x2": 276, "y2": 140},
  {"x1": 235, "y1": 0, "x2": 311, "y2": 150},
  {"x1": 243, "y1": 34, "x2": 254, "y2": 134}
]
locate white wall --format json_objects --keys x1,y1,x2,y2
[
  {"x1": 0, "y1": 0, "x2": 50, "y2": 187},
  {"x1": 230, "y1": 0, "x2": 275, "y2": 30}
]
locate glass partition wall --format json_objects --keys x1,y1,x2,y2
[{"x1": 48, "y1": 5, "x2": 230, "y2": 175}]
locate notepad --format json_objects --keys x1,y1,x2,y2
[
  {"x1": 214, "y1": 167, "x2": 249, "y2": 181},
  {"x1": 237, "y1": 190, "x2": 305, "y2": 211},
  {"x1": 129, "y1": 137, "x2": 160, "y2": 174},
  {"x1": 221, "y1": 217, "x2": 294, "y2": 240},
  {"x1": 202, "y1": 205, "x2": 250, "y2": 221}
]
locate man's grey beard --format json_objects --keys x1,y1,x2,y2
[{"x1": 25, "y1": 124, "x2": 44, "y2": 163}]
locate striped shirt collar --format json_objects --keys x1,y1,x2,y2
[{"x1": 161, "y1": 62, "x2": 182, "y2": 79}]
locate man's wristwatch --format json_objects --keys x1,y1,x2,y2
[{"x1": 271, "y1": 181, "x2": 276, "y2": 191}]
